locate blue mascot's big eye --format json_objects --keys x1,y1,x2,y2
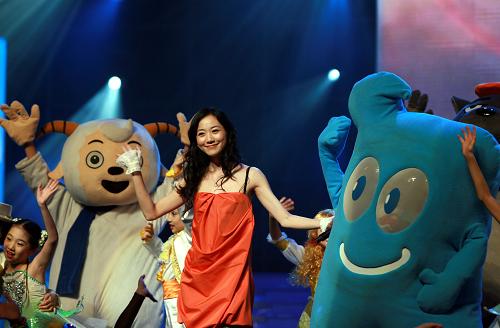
[
  {"x1": 352, "y1": 176, "x2": 366, "y2": 201},
  {"x1": 376, "y1": 168, "x2": 428, "y2": 233},
  {"x1": 384, "y1": 188, "x2": 400, "y2": 214},
  {"x1": 343, "y1": 157, "x2": 380, "y2": 222}
]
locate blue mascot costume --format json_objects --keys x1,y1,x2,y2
[{"x1": 311, "y1": 72, "x2": 500, "y2": 327}]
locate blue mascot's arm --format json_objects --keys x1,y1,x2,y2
[
  {"x1": 417, "y1": 222, "x2": 488, "y2": 313},
  {"x1": 318, "y1": 116, "x2": 351, "y2": 208}
]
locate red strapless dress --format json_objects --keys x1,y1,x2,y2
[{"x1": 177, "y1": 192, "x2": 255, "y2": 328}]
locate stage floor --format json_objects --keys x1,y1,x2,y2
[
  {"x1": 254, "y1": 272, "x2": 310, "y2": 328},
  {"x1": 0, "y1": 272, "x2": 308, "y2": 328}
]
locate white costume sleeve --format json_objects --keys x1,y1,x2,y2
[
  {"x1": 282, "y1": 238, "x2": 305, "y2": 266},
  {"x1": 267, "y1": 232, "x2": 305, "y2": 266},
  {"x1": 16, "y1": 152, "x2": 82, "y2": 229}
]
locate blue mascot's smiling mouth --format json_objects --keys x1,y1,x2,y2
[
  {"x1": 101, "y1": 180, "x2": 130, "y2": 194},
  {"x1": 339, "y1": 243, "x2": 411, "y2": 275}
]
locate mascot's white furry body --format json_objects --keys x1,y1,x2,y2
[
  {"x1": 0, "y1": 109, "x2": 180, "y2": 327},
  {"x1": 17, "y1": 152, "x2": 170, "y2": 326}
]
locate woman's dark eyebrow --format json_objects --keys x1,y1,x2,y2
[
  {"x1": 88, "y1": 139, "x2": 104, "y2": 145},
  {"x1": 128, "y1": 140, "x2": 142, "y2": 146}
]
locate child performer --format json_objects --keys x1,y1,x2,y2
[
  {"x1": 267, "y1": 197, "x2": 334, "y2": 328},
  {"x1": 1, "y1": 179, "x2": 66, "y2": 327},
  {"x1": 140, "y1": 208, "x2": 192, "y2": 328},
  {"x1": 0, "y1": 202, "x2": 62, "y2": 326}
]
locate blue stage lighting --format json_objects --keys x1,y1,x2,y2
[
  {"x1": 328, "y1": 69, "x2": 340, "y2": 82},
  {"x1": 0, "y1": 38, "x2": 7, "y2": 202},
  {"x1": 108, "y1": 76, "x2": 121, "y2": 90}
]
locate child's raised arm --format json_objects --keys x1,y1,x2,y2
[
  {"x1": 30, "y1": 179, "x2": 59, "y2": 281},
  {"x1": 458, "y1": 126, "x2": 500, "y2": 223}
]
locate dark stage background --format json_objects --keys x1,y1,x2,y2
[{"x1": 0, "y1": 0, "x2": 376, "y2": 272}]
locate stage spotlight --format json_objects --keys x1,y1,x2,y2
[
  {"x1": 108, "y1": 76, "x2": 121, "y2": 90},
  {"x1": 328, "y1": 69, "x2": 340, "y2": 82}
]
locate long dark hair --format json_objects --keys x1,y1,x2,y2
[{"x1": 179, "y1": 107, "x2": 241, "y2": 208}]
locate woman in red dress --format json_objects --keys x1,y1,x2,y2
[{"x1": 116, "y1": 108, "x2": 331, "y2": 327}]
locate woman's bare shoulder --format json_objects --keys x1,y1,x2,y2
[
  {"x1": 238, "y1": 165, "x2": 267, "y2": 188},
  {"x1": 238, "y1": 164, "x2": 263, "y2": 175}
]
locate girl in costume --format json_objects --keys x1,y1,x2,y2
[
  {"x1": 1, "y1": 179, "x2": 66, "y2": 327},
  {"x1": 116, "y1": 107, "x2": 331, "y2": 328},
  {"x1": 0, "y1": 202, "x2": 64, "y2": 327},
  {"x1": 267, "y1": 197, "x2": 334, "y2": 328},
  {"x1": 140, "y1": 207, "x2": 192, "y2": 328}
]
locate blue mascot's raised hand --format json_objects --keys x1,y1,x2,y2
[
  {"x1": 318, "y1": 116, "x2": 351, "y2": 209},
  {"x1": 318, "y1": 116, "x2": 351, "y2": 153}
]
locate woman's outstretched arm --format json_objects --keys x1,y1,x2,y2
[
  {"x1": 131, "y1": 172, "x2": 185, "y2": 221},
  {"x1": 252, "y1": 168, "x2": 329, "y2": 231},
  {"x1": 117, "y1": 147, "x2": 185, "y2": 221},
  {"x1": 268, "y1": 197, "x2": 295, "y2": 240}
]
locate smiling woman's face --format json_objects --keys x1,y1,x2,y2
[{"x1": 196, "y1": 114, "x2": 227, "y2": 158}]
